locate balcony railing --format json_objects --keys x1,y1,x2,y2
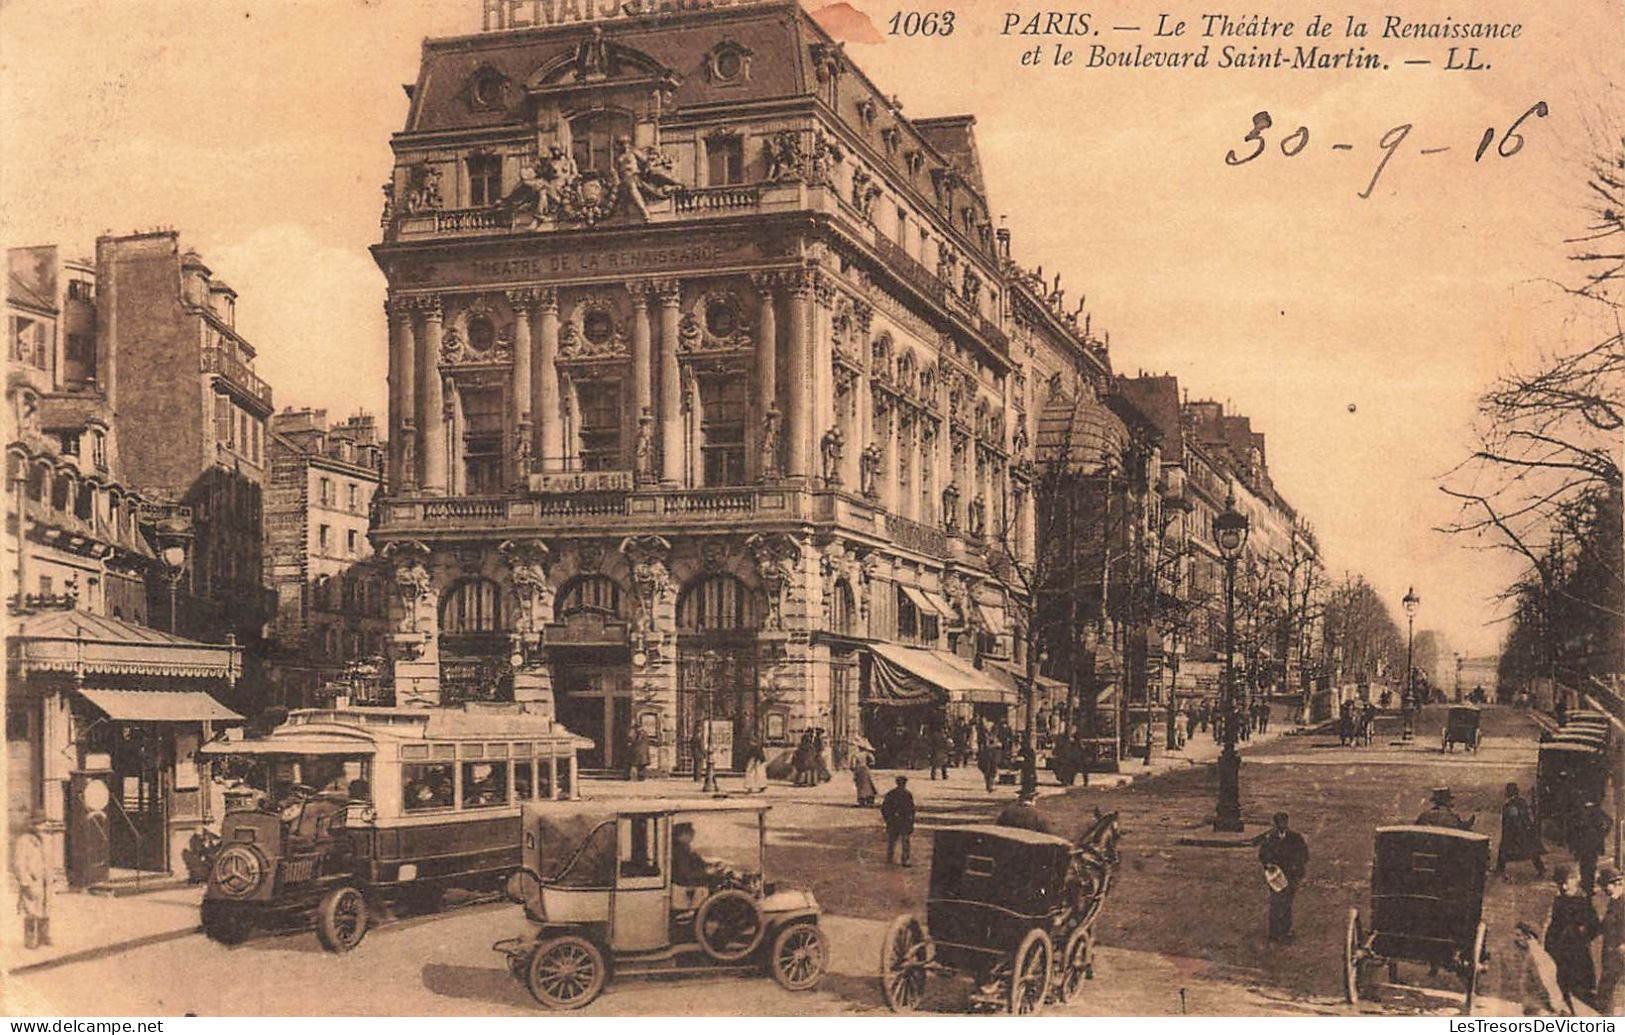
[
  {"x1": 873, "y1": 236, "x2": 949, "y2": 307},
  {"x1": 886, "y1": 512, "x2": 951, "y2": 559},
  {"x1": 672, "y1": 185, "x2": 761, "y2": 215},
  {"x1": 201, "y1": 346, "x2": 273, "y2": 410}
]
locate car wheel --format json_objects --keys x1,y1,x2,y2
[
  {"x1": 769, "y1": 922, "x2": 828, "y2": 991},
  {"x1": 315, "y1": 885, "x2": 368, "y2": 953},
  {"x1": 696, "y1": 889, "x2": 765, "y2": 962},
  {"x1": 526, "y1": 934, "x2": 607, "y2": 1010}
]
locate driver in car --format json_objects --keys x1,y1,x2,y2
[{"x1": 672, "y1": 822, "x2": 730, "y2": 889}]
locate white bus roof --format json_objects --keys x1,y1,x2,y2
[{"x1": 201, "y1": 704, "x2": 594, "y2": 756}]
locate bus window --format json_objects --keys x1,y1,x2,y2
[
  {"x1": 403, "y1": 763, "x2": 453, "y2": 812},
  {"x1": 462, "y1": 761, "x2": 508, "y2": 808},
  {"x1": 536, "y1": 757, "x2": 554, "y2": 800},
  {"x1": 514, "y1": 761, "x2": 534, "y2": 800}
]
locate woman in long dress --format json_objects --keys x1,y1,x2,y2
[
  {"x1": 743, "y1": 734, "x2": 767, "y2": 794},
  {"x1": 851, "y1": 750, "x2": 877, "y2": 806}
]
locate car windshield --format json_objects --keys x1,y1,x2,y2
[{"x1": 673, "y1": 811, "x2": 762, "y2": 884}]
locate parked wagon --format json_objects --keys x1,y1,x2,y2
[
  {"x1": 1344, "y1": 826, "x2": 1491, "y2": 1014},
  {"x1": 1441, "y1": 707, "x2": 1481, "y2": 753},
  {"x1": 493, "y1": 799, "x2": 827, "y2": 1009},
  {"x1": 878, "y1": 811, "x2": 1121, "y2": 1015},
  {"x1": 1535, "y1": 741, "x2": 1610, "y2": 842}
]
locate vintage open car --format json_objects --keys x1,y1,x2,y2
[
  {"x1": 1344, "y1": 825, "x2": 1491, "y2": 1014},
  {"x1": 879, "y1": 814, "x2": 1121, "y2": 1015},
  {"x1": 494, "y1": 799, "x2": 827, "y2": 1009},
  {"x1": 198, "y1": 705, "x2": 589, "y2": 951},
  {"x1": 1441, "y1": 706, "x2": 1481, "y2": 753}
]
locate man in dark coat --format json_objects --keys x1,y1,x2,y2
[
  {"x1": 1597, "y1": 863, "x2": 1625, "y2": 1016},
  {"x1": 1496, "y1": 782, "x2": 1544, "y2": 878},
  {"x1": 1545, "y1": 864, "x2": 1601, "y2": 1012},
  {"x1": 1566, "y1": 799, "x2": 1612, "y2": 897},
  {"x1": 792, "y1": 729, "x2": 817, "y2": 787},
  {"x1": 880, "y1": 776, "x2": 916, "y2": 866},
  {"x1": 929, "y1": 725, "x2": 950, "y2": 780},
  {"x1": 996, "y1": 789, "x2": 1054, "y2": 834},
  {"x1": 977, "y1": 735, "x2": 1002, "y2": 793},
  {"x1": 1416, "y1": 787, "x2": 1475, "y2": 830},
  {"x1": 1256, "y1": 811, "x2": 1309, "y2": 942},
  {"x1": 626, "y1": 726, "x2": 651, "y2": 781}
]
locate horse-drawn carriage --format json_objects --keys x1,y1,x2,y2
[
  {"x1": 878, "y1": 810, "x2": 1121, "y2": 1015},
  {"x1": 1441, "y1": 706, "x2": 1482, "y2": 753},
  {"x1": 1344, "y1": 826, "x2": 1491, "y2": 1014}
]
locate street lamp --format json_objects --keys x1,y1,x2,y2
[
  {"x1": 1212, "y1": 491, "x2": 1250, "y2": 832},
  {"x1": 154, "y1": 514, "x2": 194, "y2": 635},
  {"x1": 700, "y1": 648, "x2": 720, "y2": 794},
  {"x1": 1401, "y1": 586, "x2": 1420, "y2": 739}
]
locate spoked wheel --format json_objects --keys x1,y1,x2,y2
[
  {"x1": 1054, "y1": 926, "x2": 1095, "y2": 1004},
  {"x1": 1462, "y1": 922, "x2": 1488, "y2": 1015},
  {"x1": 315, "y1": 885, "x2": 368, "y2": 953},
  {"x1": 526, "y1": 934, "x2": 607, "y2": 1010},
  {"x1": 1343, "y1": 907, "x2": 1365, "y2": 1005},
  {"x1": 770, "y1": 922, "x2": 829, "y2": 991},
  {"x1": 696, "y1": 889, "x2": 765, "y2": 962},
  {"x1": 1007, "y1": 928, "x2": 1053, "y2": 1015},
  {"x1": 879, "y1": 914, "x2": 930, "y2": 1012}
]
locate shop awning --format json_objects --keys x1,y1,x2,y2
[
  {"x1": 921, "y1": 590, "x2": 956, "y2": 620},
  {"x1": 977, "y1": 602, "x2": 1009, "y2": 636},
  {"x1": 868, "y1": 644, "x2": 1015, "y2": 706},
  {"x1": 79, "y1": 689, "x2": 241, "y2": 723},
  {"x1": 988, "y1": 661, "x2": 1067, "y2": 696},
  {"x1": 898, "y1": 585, "x2": 948, "y2": 619}
]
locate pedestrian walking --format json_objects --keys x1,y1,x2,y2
[
  {"x1": 1185, "y1": 706, "x2": 1198, "y2": 743},
  {"x1": 626, "y1": 725, "x2": 651, "y2": 781},
  {"x1": 929, "y1": 725, "x2": 950, "y2": 780},
  {"x1": 996, "y1": 788, "x2": 1054, "y2": 834},
  {"x1": 881, "y1": 776, "x2": 915, "y2": 866},
  {"x1": 690, "y1": 725, "x2": 707, "y2": 783},
  {"x1": 814, "y1": 728, "x2": 833, "y2": 784},
  {"x1": 1256, "y1": 811, "x2": 1309, "y2": 942},
  {"x1": 792, "y1": 729, "x2": 816, "y2": 787},
  {"x1": 1567, "y1": 799, "x2": 1612, "y2": 897},
  {"x1": 1597, "y1": 863, "x2": 1625, "y2": 1015},
  {"x1": 1496, "y1": 782, "x2": 1545, "y2": 878},
  {"x1": 1415, "y1": 787, "x2": 1475, "y2": 830},
  {"x1": 1545, "y1": 864, "x2": 1601, "y2": 1012},
  {"x1": 851, "y1": 748, "x2": 877, "y2": 806},
  {"x1": 12, "y1": 820, "x2": 51, "y2": 949},
  {"x1": 742, "y1": 732, "x2": 767, "y2": 794},
  {"x1": 977, "y1": 734, "x2": 1002, "y2": 793}
]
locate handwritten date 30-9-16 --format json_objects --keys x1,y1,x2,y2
[{"x1": 1225, "y1": 102, "x2": 1550, "y2": 198}]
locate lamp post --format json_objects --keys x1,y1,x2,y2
[
  {"x1": 1212, "y1": 491, "x2": 1250, "y2": 832},
  {"x1": 701, "y1": 648, "x2": 720, "y2": 794},
  {"x1": 1401, "y1": 586, "x2": 1419, "y2": 739},
  {"x1": 154, "y1": 514, "x2": 194, "y2": 635}
]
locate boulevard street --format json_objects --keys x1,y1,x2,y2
[{"x1": 7, "y1": 706, "x2": 1571, "y2": 1017}]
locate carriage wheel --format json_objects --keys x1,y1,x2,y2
[
  {"x1": 1343, "y1": 908, "x2": 1363, "y2": 1004},
  {"x1": 696, "y1": 889, "x2": 766, "y2": 962},
  {"x1": 1007, "y1": 928, "x2": 1053, "y2": 1016},
  {"x1": 770, "y1": 922, "x2": 829, "y2": 991},
  {"x1": 526, "y1": 934, "x2": 607, "y2": 1010},
  {"x1": 1055, "y1": 926, "x2": 1095, "y2": 1004},
  {"x1": 1462, "y1": 922, "x2": 1488, "y2": 1015},
  {"x1": 879, "y1": 914, "x2": 929, "y2": 1012}
]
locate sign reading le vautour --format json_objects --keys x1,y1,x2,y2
[{"x1": 482, "y1": 0, "x2": 773, "y2": 31}]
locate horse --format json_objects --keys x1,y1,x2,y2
[{"x1": 1063, "y1": 808, "x2": 1123, "y2": 937}]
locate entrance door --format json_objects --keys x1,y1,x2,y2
[
  {"x1": 553, "y1": 665, "x2": 631, "y2": 771},
  {"x1": 107, "y1": 724, "x2": 169, "y2": 873}
]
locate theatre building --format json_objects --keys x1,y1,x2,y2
[{"x1": 370, "y1": 0, "x2": 1118, "y2": 771}]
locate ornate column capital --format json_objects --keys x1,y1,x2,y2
[
  {"x1": 786, "y1": 266, "x2": 817, "y2": 299},
  {"x1": 650, "y1": 279, "x2": 682, "y2": 307},
  {"x1": 386, "y1": 296, "x2": 415, "y2": 320},
  {"x1": 415, "y1": 295, "x2": 444, "y2": 322},
  {"x1": 535, "y1": 286, "x2": 559, "y2": 314},
  {"x1": 749, "y1": 271, "x2": 780, "y2": 297},
  {"x1": 853, "y1": 299, "x2": 874, "y2": 334},
  {"x1": 505, "y1": 288, "x2": 537, "y2": 314},
  {"x1": 624, "y1": 279, "x2": 651, "y2": 308}
]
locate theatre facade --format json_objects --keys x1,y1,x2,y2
[{"x1": 369, "y1": 0, "x2": 1112, "y2": 772}]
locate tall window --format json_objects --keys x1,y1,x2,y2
[
  {"x1": 677, "y1": 575, "x2": 757, "y2": 632},
  {"x1": 319, "y1": 477, "x2": 333, "y2": 506},
  {"x1": 576, "y1": 380, "x2": 623, "y2": 471},
  {"x1": 570, "y1": 111, "x2": 634, "y2": 177},
  {"x1": 698, "y1": 374, "x2": 746, "y2": 486},
  {"x1": 440, "y1": 577, "x2": 505, "y2": 633},
  {"x1": 896, "y1": 586, "x2": 918, "y2": 640},
  {"x1": 706, "y1": 135, "x2": 744, "y2": 186},
  {"x1": 460, "y1": 386, "x2": 506, "y2": 493},
  {"x1": 215, "y1": 396, "x2": 231, "y2": 446},
  {"x1": 557, "y1": 575, "x2": 623, "y2": 617},
  {"x1": 11, "y1": 317, "x2": 46, "y2": 369},
  {"x1": 467, "y1": 154, "x2": 502, "y2": 207}
]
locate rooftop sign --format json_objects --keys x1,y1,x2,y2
[{"x1": 481, "y1": 0, "x2": 776, "y2": 32}]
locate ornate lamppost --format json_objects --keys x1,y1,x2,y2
[
  {"x1": 154, "y1": 514, "x2": 194, "y2": 635},
  {"x1": 1401, "y1": 586, "x2": 1419, "y2": 740},
  {"x1": 1212, "y1": 491, "x2": 1250, "y2": 832}
]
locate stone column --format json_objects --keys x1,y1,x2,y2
[
  {"x1": 628, "y1": 281, "x2": 652, "y2": 421},
  {"x1": 507, "y1": 291, "x2": 534, "y2": 487},
  {"x1": 535, "y1": 289, "x2": 561, "y2": 472},
  {"x1": 786, "y1": 272, "x2": 813, "y2": 479},
  {"x1": 387, "y1": 298, "x2": 417, "y2": 492},
  {"x1": 881, "y1": 401, "x2": 899, "y2": 513},
  {"x1": 418, "y1": 297, "x2": 448, "y2": 494},
  {"x1": 851, "y1": 303, "x2": 872, "y2": 491},
  {"x1": 655, "y1": 280, "x2": 683, "y2": 485},
  {"x1": 752, "y1": 274, "x2": 777, "y2": 480}
]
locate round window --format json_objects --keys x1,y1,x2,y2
[
  {"x1": 472, "y1": 74, "x2": 504, "y2": 109},
  {"x1": 467, "y1": 315, "x2": 495, "y2": 353},
  {"x1": 715, "y1": 49, "x2": 743, "y2": 81},
  {"x1": 704, "y1": 301, "x2": 737, "y2": 338},
  {"x1": 583, "y1": 309, "x2": 614, "y2": 345}
]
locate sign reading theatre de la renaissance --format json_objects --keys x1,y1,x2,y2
[{"x1": 481, "y1": 0, "x2": 773, "y2": 31}]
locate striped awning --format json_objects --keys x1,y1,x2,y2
[
  {"x1": 79, "y1": 689, "x2": 241, "y2": 723},
  {"x1": 867, "y1": 644, "x2": 1015, "y2": 706}
]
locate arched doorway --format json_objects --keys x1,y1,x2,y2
[
  {"x1": 550, "y1": 574, "x2": 631, "y2": 771},
  {"x1": 676, "y1": 574, "x2": 761, "y2": 773},
  {"x1": 438, "y1": 577, "x2": 512, "y2": 704}
]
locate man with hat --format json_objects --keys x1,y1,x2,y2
[
  {"x1": 880, "y1": 775, "x2": 916, "y2": 866},
  {"x1": 996, "y1": 788, "x2": 1055, "y2": 834},
  {"x1": 1566, "y1": 798, "x2": 1613, "y2": 897},
  {"x1": 1598, "y1": 862, "x2": 1625, "y2": 1015},
  {"x1": 1416, "y1": 787, "x2": 1475, "y2": 830},
  {"x1": 1257, "y1": 811, "x2": 1309, "y2": 942},
  {"x1": 1497, "y1": 782, "x2": 1545, "y2": 879}
]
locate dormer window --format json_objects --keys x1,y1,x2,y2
[
  {"x1": 466, "y1": 65, "x2": 510, "y2": 112},
  {"x1": 704, "y1": 39, "x2": 753, "y2": 83}
]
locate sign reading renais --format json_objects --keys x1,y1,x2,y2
[{"x1": 481, "y1": 0, "x2": 773, "y2": 32}]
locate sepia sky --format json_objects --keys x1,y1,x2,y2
[{"x1": 3, "y1": 0, "x2": 1620, "y2": 657}]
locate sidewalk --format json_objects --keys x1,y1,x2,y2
[{"x1": 3, "y1": 883, "x2": 203, "y2": 975}]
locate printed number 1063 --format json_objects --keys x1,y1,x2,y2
[{"x1": 889, "y1": 10, "x2": 955, "y2": 35}]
